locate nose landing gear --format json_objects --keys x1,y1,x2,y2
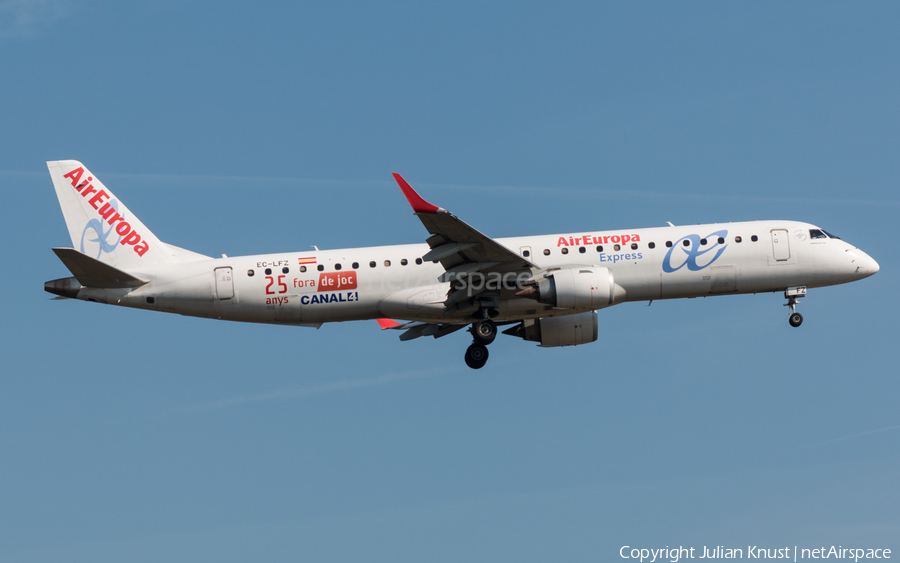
[
  {"x1": 784, "y1": 286, "x2": 807, "y2": 327},
  {"x1": 464, "y1": 316, "x2": 497, "y2": 369}
]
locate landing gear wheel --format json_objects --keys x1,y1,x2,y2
[
  {"x1": 465, "y1": 343, "x2": 489, "y2": 369},
  {"x1": 783, "y1": 288, "x2": 806, "y2": 328},
  {"x1": 472, "y1": 319, "x2": 497, "y2": 345}
]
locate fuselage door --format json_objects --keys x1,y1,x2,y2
[
  {"x1": 215, "y1": 267, "x2": 234, "y2": 299},
  {"x1": 771, "y1": 229, "x2": 790, "y2": 261},
  {"x1": 709, "y1": 265, "x2": 737, "y2": 293}
]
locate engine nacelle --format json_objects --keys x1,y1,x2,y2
[
  {"x1": 507, "y1": 312, "x2": 599, "y2": 347},
  {"x1": 520, "y1": 267, "x2": 625, "y2": 311}
]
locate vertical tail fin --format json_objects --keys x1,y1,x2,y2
[{"x1": 48, "y1": 160, "x2": 185, "y2": 270}]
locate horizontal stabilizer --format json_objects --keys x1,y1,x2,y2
[{"x1": 52, "y1": 248, "x2": 148, "y2": 288}]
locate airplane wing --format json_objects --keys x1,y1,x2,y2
[
  {"x1": 393, "y1": 174, "x2": 537, "y2": 315},
  {"x1": 376, "y1": 318, "x2": 469, "y2": 341}
]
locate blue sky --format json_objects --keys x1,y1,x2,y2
[{"x1": 1, "y1": 1, "x2": 898, "y2": 561}]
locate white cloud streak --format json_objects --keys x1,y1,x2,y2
[
  {"x1": 182, "y1": 366, "x2": 456, "y2": 413},
  {"x1": 0, "y1": 0, "x2": 70, "y2": 40},
  {"x1": 810, "y1": 423, "x2": 900, "y2": 447},
  {"x1": 8, "y1": 168, "x2": 898, "y2": 208}
]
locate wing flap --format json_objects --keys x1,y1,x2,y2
[
  {"x1": 422, "y1": 242, "x2": 478, "y2": 263},
  {"x1": 399, "y1": 322, "x2": 467, "y2": 341},
  {"x1": 415, "y1": 212, "x2": 532, "y2": 269},
  {"x1": 438, "y1": 262, "x2": 500, "y2": 283}
]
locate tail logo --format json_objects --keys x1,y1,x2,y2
[
  {"x1": 63, "y1": 167, "x2": 150, "y2": 257},
  {"x1": 80, "y1": 199, "x2": 122, "y2": 258}
]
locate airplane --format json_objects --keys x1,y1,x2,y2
[{"x1": 44, "y1": 160, "x2": 879, "y2": 369}]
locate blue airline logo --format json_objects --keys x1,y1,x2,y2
[
  {"x1": 80, "y1": 199, "x2": 122, "y2": 258},
  {"x1": 662, "y1": 230, "x2": 728, "y2": 272}
]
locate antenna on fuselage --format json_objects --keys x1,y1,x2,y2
[
  {"x1": 312, "y1": 245, "x2": 319, "y2": 251},
  {"x1": 666, "y1": 222, "x2": 675, "y2": 227}
]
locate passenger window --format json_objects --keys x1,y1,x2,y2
[
  {"x1": 317, "y1": 264, "x2": 324, "y2": 271},
  {"x1": 666, "y1": 241, "x2": 673, "y2": 248},
  {"x1": 735, "y1": 236, "x2": 742, "y2": 243},
  {"x1": 352, "y1": 262, "x2": 359, "y2": 269},
  {"x1": 579, "y1": 247, "x2": 586, "y2": 254},
  {"x1": 614, "y1": 244, "x2": 621, "y2": 251},
  {"x1": 335, "y1": 263, "x2": 342, "y2": 270},
  {"x1": 596, "y1": 245, "x2": 603, "y2": 252},
  {"x1": 648, "y1": 242, "x2": 656, "y2": 249},
  {"x1": 717, "y1": 237, "x2": 725, "y2": 244},
  {"x1": 630, "y1": 243, "x2": 638, "y2": 250},
  {"x1": 369, "y1": 261, "x2": 376, "y2": 268},
  {"x1": 751, "y1": 235, "x2": 758, "y2": 242},
  {"x1": 523, "y1": 250, "x2": 530, "y2": 257},
  {"x1": 682, "y1": 240, "x2": 690, "y2": 247},
  {"x1": 561, "y1": 247, "x2": 569, "y2": 254},
  {"x1": 282, "y1": 267, "x2": 289, "y2": 274},
  {"x1": 247, "y1": 269, "x2": 255, "y2": 277},
  {"x1": 300, "y1": 265, "x2": 307, "y2": 272},
  {"x1": 265, "y1": 268, "x2": 272, "y2": 275},
  {"x1": 543, "y1": 249, "x2": 551, "y2": 256},
  {"x1": 384, "y1": 260, "x2": 391, "y2": 267},
  {"x1": 401, "y1": 259, "x2": 408, "y2": 266},
  {"x1": 416, "y1": 258, "x2": 423, "y2": 265}
]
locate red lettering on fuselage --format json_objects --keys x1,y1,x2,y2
[
  {"x1": 556, "y1": 233, "x2": 641, "y2": 247},
  {"x1": 318, "y1": 271, "x2": 357, "y2": 292},
  {"x1": 64, "y1": 167, "x2": 149, "y2": 257}
]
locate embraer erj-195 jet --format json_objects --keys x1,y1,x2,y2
[{"x1": 45, "y1": 160, "x2": 879, "y2": 369}]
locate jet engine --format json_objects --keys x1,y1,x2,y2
[
  {"x1": 516, "y1": 267, "x2": 625, "y2": 311},
  {"x1": 503, "y1": 312, "x2": 599, "y2": 347}
]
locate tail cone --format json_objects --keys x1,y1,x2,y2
[{"x1": 44, "y1": 277, "x2": 81, "y2": 299}]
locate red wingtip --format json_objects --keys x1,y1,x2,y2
[
  {"x1": 392, "y1": 173, "x2": 441, "y2": 214},
  {"x1": 376, "y1": 318, "x2": 402, "y2": 330}
]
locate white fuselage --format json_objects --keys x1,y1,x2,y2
[{"x1": 75, "y1": 220, "x2": 878, "y2": 326}]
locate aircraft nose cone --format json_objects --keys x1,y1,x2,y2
[
  {"x1": 855, "y1": 251, "x2": 879, "y2": 277},
  {"x1": 868, "y1": 256, "x2": 880, "y2": 275}
]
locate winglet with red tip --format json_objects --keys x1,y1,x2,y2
[
  {"x1": 392, "y1": 173, "x2": 443, "y2": 214},
  {"x1": 376, "y1": 318, "x2": 402, "y2": 330}
]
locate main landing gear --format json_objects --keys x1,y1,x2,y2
[
  {"x1": 784, "y1": 286, "x2": 807, "y2": 328},
  {"x1": 464, "y1": 317, "x2": 497, "y2": 369},
  {"x1": 464, "y1": 342, "x2": 489, "y2": 369}
]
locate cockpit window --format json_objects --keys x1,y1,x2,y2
[{"x1": 810, "y1": 228, "x2": 841, "y2": 240}]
